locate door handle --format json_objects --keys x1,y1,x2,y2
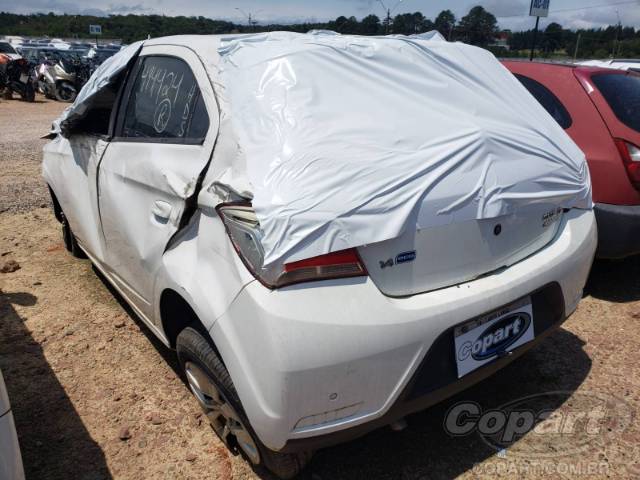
[{"x1": 151, "y1": 200, "x2": 173, "y2": 220}]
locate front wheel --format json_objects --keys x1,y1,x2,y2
[
  {"x1": 176, "y1": 327, "x2": 312, "y2": 479},
  {"x1": 55, "y1": 81, "x2": 77, "y2": 102},
  {"x1": 61, "y1": 212, "x2": 86, "y2": 259}
]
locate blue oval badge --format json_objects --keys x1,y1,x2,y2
[
  {"x1": 395, "y1": 251, "x2": 416, "y2": 265},
  {"x1": 471, "y1": 312, "x2": 532, "y2": 361}
]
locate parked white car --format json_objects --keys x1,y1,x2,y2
[
  {"x1": 43, "y1": 33, "x2": 597, "y2": 478},
  {"x1": 578, "y1": 58, "x2": 640, "y2": 73},
  {"x1": 0, "y1": 41, "x2": 21, "y2": 60},
  {"x1": 0, "y1": 371, "x2": 25, "y2": 480}
]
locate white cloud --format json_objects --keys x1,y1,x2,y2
[
  {"x1": 480, "y1": 0, "x2": 529, "y2": 17},
  {"x1": 0, "y1": 0, "x2": 153, "y2": 16}
]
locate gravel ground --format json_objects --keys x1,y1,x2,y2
[
  {"x1": 0, "y1": 97, "x2": 59, "y2": 214},
  {"x1": 1, "y1": 96, "x2": 639, "y2": 479}
]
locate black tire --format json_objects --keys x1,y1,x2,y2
[
  {"x1": 61, "y1": 212, "x2": 86, "y2": 259},
  {"x1": 25, "y1": 82, "x2": 35, "y2": 102},
  {"x1": 55, "y1": 81, "x2": 77, "y2": 103},
  {"x1": 176, "y1": 327, "x2": 312, "y2": 479}
]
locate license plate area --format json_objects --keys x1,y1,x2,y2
[{"x1": 454, "y1": 297, "x2": 535, "y2": 378}]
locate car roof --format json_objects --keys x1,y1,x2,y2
[
  {"x1": 139, "y1": 35, "x2": 255, "y2": 68},
  {"x1": 143, "y1": 34, "x2": 250, "y2": 49},
  {"x1": 501, "y1": 59, "x2": 627, "y2": 75}
]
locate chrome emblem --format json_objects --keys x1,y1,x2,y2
[
  {"x1": 542, "y1": 208, "x2": 562, "y2": 228},
  {"x1": 379, "y1": 258, "x2": 394, "y2": 269}
]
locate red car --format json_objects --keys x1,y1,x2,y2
[{"x1": 503, "y1": 61, "x2": 640, "y2": 258}]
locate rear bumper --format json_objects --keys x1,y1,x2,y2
[
  {"x1": 594, "y1": 202, "x2": 640, "y2": 259},
  {"x1": 210, "y1": 208, "x2": 597, "y2": 451},
  {"x1": 281, "y1": 282, "x2": 565, "y2": 453}
]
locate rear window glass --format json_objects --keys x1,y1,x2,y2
[
  {"x1": 121, "y1": 56, "x2": 209, "y2": 143},
  {"x1": 591, "y1": 73, "x2": 640, "y2": 133},
  {"x1": 514, "y1": 74, "x2": 572, "y2": 129},
  {"x1": 0, "y1": 42, "x2": 16, "y2": 54}
]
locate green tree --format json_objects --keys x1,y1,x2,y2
[
  {"x1": 1, "y1": 11, "x2": 639, "y2": 58},
  {"x1": 360, "y1": 14, "x2": 381, "y2": 35},
  {"x1": 542, "y1": 22, "x2": 563, "y2": 53},
  {"x1": 434, "y1": 10, "x2": 456, "y2": 39},
  {"x1": 392, "y1": 12, "x2": 430, "y2": 35},
  {"x1": 458, "y1": 6, "x2": 497, "y2": 46},
  {"x1": 333, "y1": 15, "x2": 359, "y2": 34}
]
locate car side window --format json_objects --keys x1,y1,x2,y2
[
  {"x1": 591, "y1": 73, "x2": 640, "y2": 133},
  {"x1": 120, "y1": 55, "x2": 209, "y2": 143},
  {"x1": 514, "y1": 74, "x2": 572, "y2": 130}
]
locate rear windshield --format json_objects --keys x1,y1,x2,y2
[
  {"x1": 514, "y1": 74, "x2": 572, "y2": 129},
  {"x1": 0, "y1": 42, "x2": 16, "y2": 54},
  {"x1": 591, "y1": 73, "x2": 640, "y2": 133}
]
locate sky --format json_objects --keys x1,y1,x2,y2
[{"x1": 0, "y1": 0, "x2": 639, "y2": 31}]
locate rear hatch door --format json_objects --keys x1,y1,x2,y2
[
  {"x1": 358, "y1": 201, "x2": 563, "y2": 297},
  {"x1": 574, "y1": 69, "x2": 640, "y2": 145}
]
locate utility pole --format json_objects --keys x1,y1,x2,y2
[
  {"x1": 377, "y1": 0, "x2": 404, "y2": 34},
  {"x1": 573, "y1": 32, "x2": 582, "y2": 61},
  {"x1": 235, "y1": 8, "x2": 262, "y2": 32},
  {"x1": 529, "y1": 15, "x2": 540, "y2": 61},
  {"x1": 613, "y1": 10, "x2": 621, "y2": 58},
  {"x1": 528, "y1": 0, "x2": 550, "y2": 61}
]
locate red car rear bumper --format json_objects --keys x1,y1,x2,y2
[{"x1": 594, "y1": 202, "x2": 640, "y2": 259}]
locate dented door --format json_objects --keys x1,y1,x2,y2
[
  {"x1": 97, "y1": 45, "x2": 218, "y2": 315},
  {"x1": 43, "y1": 134, "x2": 108, "y2": 261}
]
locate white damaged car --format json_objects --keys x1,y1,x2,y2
[
  {"x1": 43, "y1": 32, "x2": 597, "y2": 478},
  {"x1": 0, "y1": 370, "x2": 24, "y2": 480}
]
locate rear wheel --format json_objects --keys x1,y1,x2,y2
[{"x1": 176, "y1": 327, "x2": 312, "y2": 479}]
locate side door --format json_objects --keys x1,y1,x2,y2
[
  {"x1": 97, "y1": 45, "x2": 218, "y2": 318},
  {"x1": 43, "y1": 132, "x2": 111, "y2": 263}
]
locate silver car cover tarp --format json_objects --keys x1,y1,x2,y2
[
  {"x1": 51, "y1": 32, "x2": 592, "y2": 267},
  {"x1": 213, "y1": 31, "x2": 591, "y2": 265}
]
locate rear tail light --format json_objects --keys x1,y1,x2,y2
[
  {"x1": 217, "y1": 204, "x2": 367, "y2": 288},
  {"x1": 614, "y1": 139, "x2": 640, "y2": 190}
]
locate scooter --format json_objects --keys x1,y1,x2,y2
[
  {"x1": 0, "y1": 57, "x2": 36, "y2": 102},
  {"x1": 35, "y1": 58, "x2": 78, "y2": 103}
]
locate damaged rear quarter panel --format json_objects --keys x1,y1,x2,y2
[{"x1": 155, "y1": 209, "x2": 256, "y2": 333}]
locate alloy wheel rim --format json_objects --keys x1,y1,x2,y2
[{"x1": 184, "y1": 361, "x2": 260, "y2": 464}]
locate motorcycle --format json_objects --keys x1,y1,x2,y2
[
  {"x1": 36, "y1": 58, "x2": 76, "y2": 102},
  {"x1": 35, "y1": 55, "x2": 93, "y2": 103},
  {"x1": 0, "y1": 57, "x2": 36, "y2": 102}
]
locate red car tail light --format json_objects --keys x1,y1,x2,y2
[
  {"x1": 217, "y1": 204, "x2": 367, "y2": 289},
  {"x1": 281, "y1": 249, "x2": 367, "y2": 287},
  {"x1": 614, "y1": 139, "x2": 640, "y2": 190}
]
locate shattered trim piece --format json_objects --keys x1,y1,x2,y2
[{"x1": 51, "y1": 41, "x2": 145, "y2": 136}]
